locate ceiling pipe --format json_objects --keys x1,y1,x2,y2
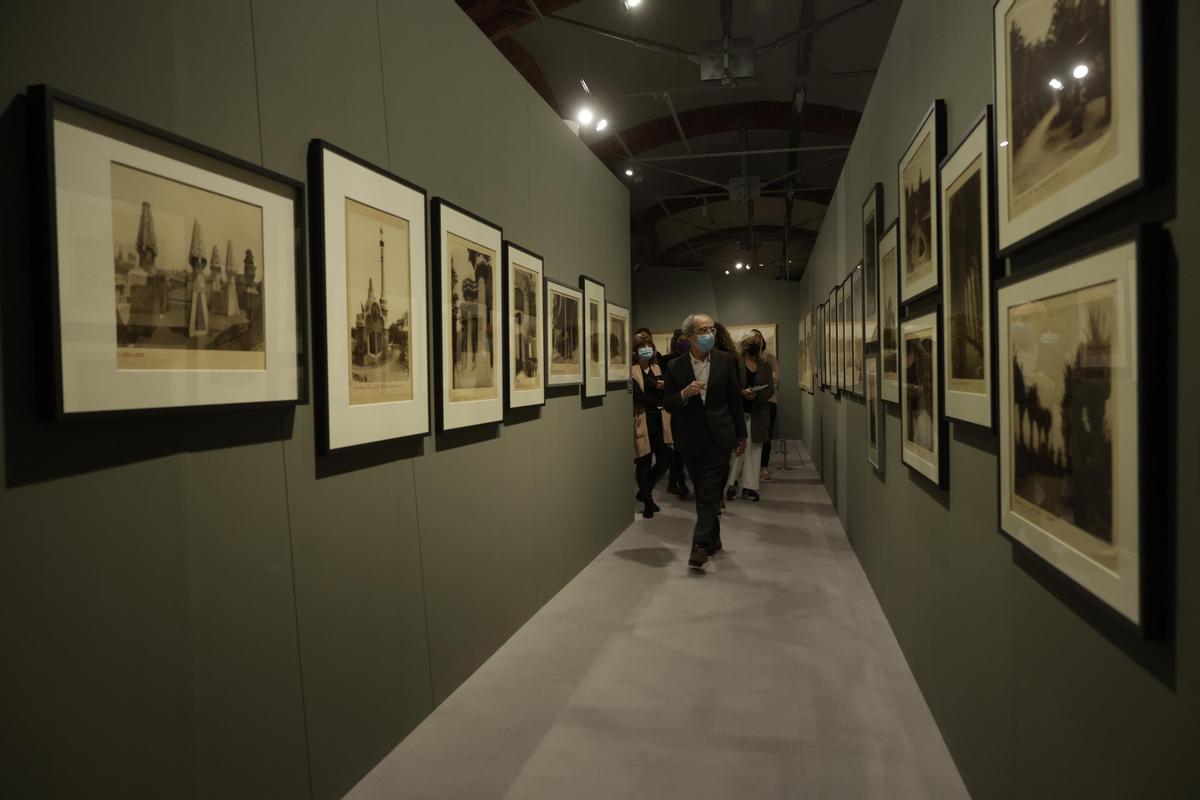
[
  {"x1": 518, "y1": 7, "x2": 701, "y2": 63},
  {"x1": 632, "y1": 144, "x2": 849, "y2": 163},
  {"x1": 756, "y1": 0, "x2": 880, "y2": 58}
]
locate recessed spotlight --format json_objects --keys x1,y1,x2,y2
[
  {"x1": 595, "y1": 118, "x2": 608, "y2": 132},
  {"x1": 1073, "y1": 64, "x2": 1089, "y2": 80},
  {"x1": 577, "y1": 107, "x2": 594, "y2": 125},
  {"x1": 735, "y1": 262, "x2": 743, "y2": 269},
  {"x1": 724, "y1": 269, "x2": 730, "y2": 275},
  {"x1": 1048, "y1": 77, "x2": 1064, "y2": 91},
  {"x1": 624, "y1": 167, "x2": 634, "y2": 177},
  {"x1": 999, "y1": 140, "x2": 1009, "y2": 148},
  {"x1": 624, "y1": 0, "x2": 642, "y2": 8}
]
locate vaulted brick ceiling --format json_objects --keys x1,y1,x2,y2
[{"x1": 457, "y1": 0, "x2": 901, "y2": 280}]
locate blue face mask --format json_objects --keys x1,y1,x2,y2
[
  {"x1": 638, "y1": 346, "x2": 654, "y2": 360},
  {"x1": 695, "y1": 334, "x2": 716, "y2": 353}
]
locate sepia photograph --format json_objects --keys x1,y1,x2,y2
[
  {"x1": 607, "y1": 304, "x2": 629, "y2": 380},
  {"x1": 901, "y1": 133, "x2": 934, "y2": 287},
  {"x1": 863, "y1": 185, "x2": 881, "y2": 344},
  {"x1": 946, "y1": 159, "x2": 986, "y2": 391},
  {"x1": 905, "y1": 326, "x2": 935, "y2": 454},
  {"x1": 852, "y1": 267, "x2": 864, "y2": 394},
  {"x1": 344, "y1": 198, "x2": 412, "y2": 406},
  {"x1": 880, "y1": 223, "x2": 899, "y2": 390},
  {"x1": 901, "y1": 309, "x2": 942, "y2": 486},
  {"x1": 112, "y1": 162, "x2": 266, "y2": 371},
  {"x1": 549, "y1": 284, "x2": 582, "y2": 381},
  {"x1": 1004, "y1": 0, "x2": 1114, "y2": 217},
  {"x1": 997, "y1": 236, "x2": 1144, "y2": 625},
  {"x1": 1007, "y1": 281, "x2": 1117, "y2": 555},
  {"x1": 588, "y1": 300, "x2": 602, "y2": 379},
  {"x1": 866, "y1": 351, "x2": 881, "y2": 470},
  {"x1": 511, "y1": 263, "x2": 541, "y2": 391},
  {"x1": 448, "y1": 232, "x2": 498, "y2": 402}
]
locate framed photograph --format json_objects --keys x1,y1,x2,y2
[
  {"x1": 800, "y1": 309, "x2": 814, "y2": 394},
  {"x1": 817, "y1": 302, "x2": 826, "y2": 391},
  {"x1": 993, "y1": 0, "x2": 1143, "y2": 254},
  {"x1": 862, "y1": 183, "x2": 882, "y2": 345},
  {"x1": 866, "y1": 350, "x2": 884, "y2": 473},
  {"x1": 650, "y1": 330, "x2": 675, "y2": 356},
  {"x1": 941, "y1": 108, "x2": 995, "y2": 429},
  {"x1": 432, "y1": 198, "x2": 502, "y2": 431},
  {"x1": 606, "y1": 302, "x2": 630, "y2": 385},
  {"x1": 503, "y1": 242, "x2": 545, "y2": 409},
  {"x1": 725, "y1": 323, "x2": 778, "y2": 360},
  {"x1": 545, "y1": 278, "x2": 583, "y2": 387},
  {"x1": 833, "y1": 285, "x2": 844, "y2": 394},
  {"x1": 852, "y1": 265, "x2": 865, "y2": 397},
  {"x1": 841, "y1": 274, "x2": 855, "y2": 393},
  {"x1": 898, "y1": 99, "x2": 947, "y2": 304},
  {"x1": 879, "y1": 220, "x2": 901, "y2": 403},
  {"x1": 900, "y1": 307, "x2": 946, "y2": 488},
  {"x1": 309, "y1": 140, "x2": 428, "y2": 451},
  {"x1": 31, "y1": 85, "x2": 304, "y2": 417},
  {"x1": 581, "y1": 275, "x2": 606, "y2": 398},
  {"x1": 997, "y1": 230, "x2": 1158, "y2": 631}
]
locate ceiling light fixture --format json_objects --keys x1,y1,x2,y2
[
  {"x1": 724, "y1": 269, "x2": 730, "y2": 275},
  {"x1": 624, "y1": 0, "x2": 642, "y2": 9},
  {"x1": 735, "y1": 262, "x2": 743, "y2": 269},
  {"x1": 1073, "y1": 64, "x2": 1089, "y2": 79},
  {"x1": 999, "y1": 140, "x2": 1009, "y2": 148},
  {"x1": 624, "y1": 167, "x2": 634, "y2": 176},
  {"x1": 577, "y1": 107, "x2": 594, "y2": 125},
  {"x1": 596, "y1": 118, "x2": 609, "y2": 132},
  {"x1": 1048, "y1": 77, "x2": 1064, "y2": 91}
]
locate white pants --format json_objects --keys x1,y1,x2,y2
[{"x1": 727, "y1": 414, "x2": 763, "y2": 492}]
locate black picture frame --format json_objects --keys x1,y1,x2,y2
[
  {"x1": 501, "y1": 240, "x2": 547, "y2": 410},
  {"x1": 430, "y1": 197, "x2": 504, "y2": 432},
  {"x1": 862, "y1": 182, "x2": 883, "y2": 348},
  {"x1": 994, "y1": 223, "x2": 1169, "y2": 640},
  {"x1": 29, "y1": 84, "x2": 308, "y2": 420},
  {"x1": 308, "y1": 138, "x2": 430, "y2": 453},
  {"x1": 580, "y1": 274, "x2": 606, "y2": 399},
  {"x1": 939, "y1": 105, "x2": 998, "y2": 432},
  {"x1": 897, "y1": 98, "x2": 948, "y2": 306},
  {"x1": 544, "y1": 276, "x2": 584, "y2": 388},
  {"x1": 990, "y1": 0, "x2": 1165, "y2": 257}
]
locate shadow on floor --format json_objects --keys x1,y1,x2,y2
[{"x1": 611, "y1": 546, "x2": 677, "y2": 568}]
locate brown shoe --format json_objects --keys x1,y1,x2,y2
[{"x1": 688, "y1": 545, "x2": 709, "y2": 570}]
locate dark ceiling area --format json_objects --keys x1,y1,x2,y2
[{"x1": 458, "y1": 0, "x2": 901, "y2": 280}]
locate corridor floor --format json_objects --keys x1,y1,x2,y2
[{"x1": 346, "y1": 445, "x2": 969, "y2": 800}]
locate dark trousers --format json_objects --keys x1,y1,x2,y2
[
  {"x1": 669, "y1": 445, "x2": 687, "y2": 490},
  {"x1": 684, "y1": 444, "x2": 730, "y2": 551},
  {"x1": 760, "y1": 403, "x2": 778, "y2": 468},
  {"x1": 636, "y1": 426, "x2": 671, "y2": 501}
]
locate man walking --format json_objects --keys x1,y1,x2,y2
[{"x1": 662, "y1": 313, "x2": 747, "y2": 571}]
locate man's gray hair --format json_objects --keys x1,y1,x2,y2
[{"x1": 681, "y1": 313, "x2": 711, "y2": 335}]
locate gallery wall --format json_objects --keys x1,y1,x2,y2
[
  {"x1": 797, "y1": 0, "x2": 1200, "y2": 797},
  {"x1": 0, "y1": 2, "x2": 631, "y2": 799},
  {"x1": 633, "y1": 266, "x2": 808, "y2": 441}
]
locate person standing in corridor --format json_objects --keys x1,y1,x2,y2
[{"x1": 662, "y1": 313, "x2": 747, "y2": 571}]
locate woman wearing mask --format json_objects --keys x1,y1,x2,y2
[
  {"x1": 726, "y1": 333, "x2": 774, "y2": 501},
  {"x1": 632, "y1": 331, "x2": 673, "y2": 518}
]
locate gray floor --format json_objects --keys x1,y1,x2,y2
[{"x1": 345, "y1": 444, "x2": 969, "y2": 800}]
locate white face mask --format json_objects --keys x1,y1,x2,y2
[{"x1": 638, "y1": 346, "x2": 654, "y2": 361}]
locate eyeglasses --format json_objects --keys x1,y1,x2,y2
[{"x1": 695, "y1": 326, "x2": 716, "y2": 335}]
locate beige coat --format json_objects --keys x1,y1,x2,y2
[{"x1": 632, "y1": 362, "x2": 673, "y2": 458}]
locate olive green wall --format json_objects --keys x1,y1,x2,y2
[
  {"x1": 797, "y1": 0, "x2": 1199, "y2": 797},
  {"x1": 633, "y1": 266, "x2": 809, "y2": 441},
  {"x1": 0, "y1": 2, "x2": 631, "y2": 799}
]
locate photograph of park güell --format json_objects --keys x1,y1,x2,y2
[
  {"x1": 947, "y1": 156, "x2": 986, "y2": 393},
  {"x1": 550, "y1": 288, "x2": 581, "y2": 377},
  {"x1": 1003, "y1": 0, "x2": 1114, "y2": 219},
  {"x1": 512, "y1": 262, "x2": 540, "y2": 390},
  {"x1": 112, "y1": 162, "x2": 265, "y2": 371},
  {"x1": 449, "y1": 232, "x2": 497, "y2": 402},
  {"x1": 1007, "y1": 280, "x2": 1118, "y2": 564},
  {"x1": 346, "y1": 198, "x2": 412, "y2": 405}
]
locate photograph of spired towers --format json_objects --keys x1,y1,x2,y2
[
  {"x1": 902, "y1": 134, "x2": 934, "y2": 285},
  {"x1": 111, "y1": 162, "x2": 265, "y2": 371},
  {"x1": 511, "y1": 265, "x2": 540, "y2": 390},
  {"x1": 448, "y1": 233, "x2": 498, "y2": 402},
  {"x1": 345, "y1": 198, "x2": 412, "y2": 405}
]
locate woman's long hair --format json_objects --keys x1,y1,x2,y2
[{"x1": 713, "y1": 322, "x2": 737, "y2": 355}]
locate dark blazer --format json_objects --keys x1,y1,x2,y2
[
  {"x1": 737, "y1": 358, "x2": 775, "y2": 443},
  {"x1": 662, "y1": 348, "x2": 748, "y2": 455}
]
